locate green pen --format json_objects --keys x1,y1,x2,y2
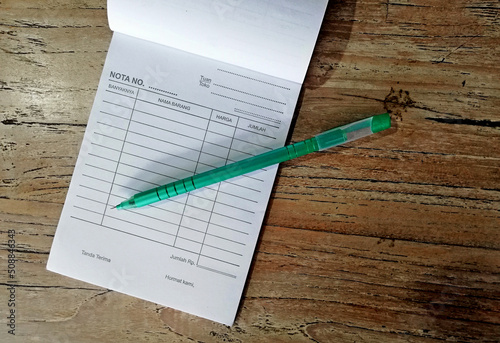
[{"x1": 115, "y1": 113, "x2": 391, "y2": 209}]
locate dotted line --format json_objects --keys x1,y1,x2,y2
[
  {"x1": 234, "y1": 108, "x2": 281, "y2": 124},
  {"x1": 148, "y1": 86, "x2": 178, "y2": 97},
  {"x1": 217, "y1": 69, "x2": 291, "y2": 90},
  {"x1": 213, "y1": 83, "x2": 287, "y2": 106},
  {"x1": 211, "y1": 92, "x2": 283, "y2": 114}
]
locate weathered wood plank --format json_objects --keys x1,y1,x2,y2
[{"x1": 1, "y1": 0, "x2": 499, "y2": 342}]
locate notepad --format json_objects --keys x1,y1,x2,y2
[{"x1": 47, "y1": 0, "x2": 328, "y2": 325}]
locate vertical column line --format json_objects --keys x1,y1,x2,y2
[
  {"x1": 101, "y1": 88, "x2": 140, "y2": 224},
  {"x1": 173, "y1": 109, "x2": 213, "y2": 247},
  {"x1": 196, "y1": 116, "x2": 240, "y2": 265}
]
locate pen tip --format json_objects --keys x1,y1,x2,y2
[{"x1": 111, "y1": 204, "x2": 118, "y2": 209}]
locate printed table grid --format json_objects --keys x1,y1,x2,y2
[{"x1": 71, "y1": 79, "x2": 281, "y2": 278}]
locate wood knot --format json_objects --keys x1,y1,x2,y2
[{"x1": 384, "y1": 87, "x2": 415, "y2": 120}]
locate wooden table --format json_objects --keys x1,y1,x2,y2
[{"x1": 1, "y1": 0, "x2": 499, "y2": 342}]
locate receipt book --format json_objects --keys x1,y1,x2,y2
[{"x1": 47, "y1": 0, "x2": 328, "y2": 325}]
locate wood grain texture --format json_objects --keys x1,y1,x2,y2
[{"x1": 1, "y1": 0, "x2": 499, "y2": 342}]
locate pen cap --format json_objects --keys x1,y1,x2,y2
[{"x1": 370, "y1": 113, "x2": 391, "y2": 134}]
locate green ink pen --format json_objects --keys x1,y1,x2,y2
[{"x1": 115, "y1": 113, "x2": 391, "y2": 209}]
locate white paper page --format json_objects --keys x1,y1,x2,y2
[
  {"x1": 47, "y1": 32, "x2": 301, "y2": 325},
  {"x1": 107, "y1": 0, "x2": 328, "y2": 84}
]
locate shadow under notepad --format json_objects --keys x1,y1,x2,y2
[
  {"x1": 237, "y1": 0, "x2": 357, "y2": 323},
  {"x1": 286, "y1": 0, "x2": 357, "y2": 144}
]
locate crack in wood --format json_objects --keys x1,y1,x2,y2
[
  {"x1": 1, "y1": 119, "x2": 87, "y2": 127},
  {"x1": 425, "y1": 117, "x2": 500, "y2": 128}
]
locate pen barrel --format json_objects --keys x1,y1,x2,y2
[
  {"x1": 155, "y1": 137, "x2": 319, "y2": 201},
  {"x1": 122, "y1": 113, "x2": 391, "y2": 208}
]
